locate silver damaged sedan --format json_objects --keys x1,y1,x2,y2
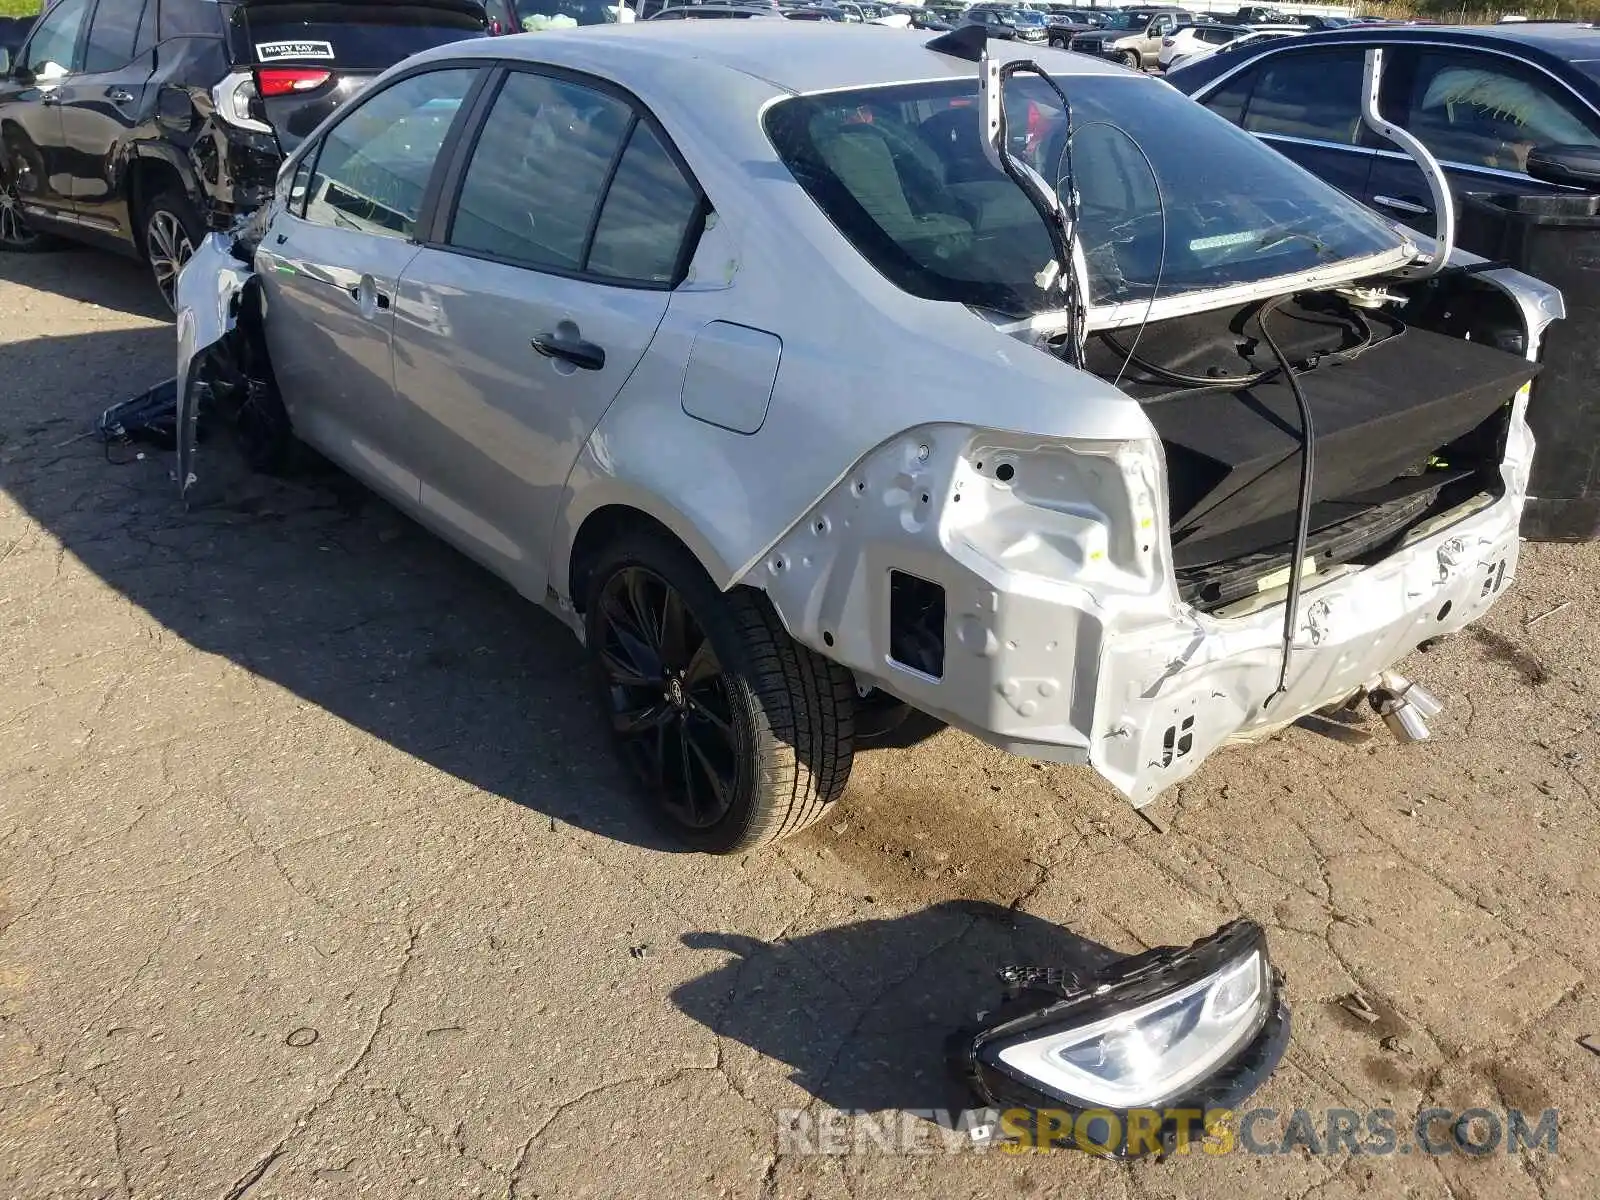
[{"x1": 175, "y1": 23, "x2": 1560, "y2": 851}]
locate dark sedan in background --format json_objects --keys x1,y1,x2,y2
[
  {"x1": 1171, "y1": 21, "x2": 1600, "y2": 540},
  {"x1": 1168, "y1": 22, "x2": 1600, "y2": 222}
]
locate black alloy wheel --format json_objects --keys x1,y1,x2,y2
[
  {"x1": 593, "y1": 564, "x2": 740, "y2": 832},
  {"x1": 0, "y1": 160, "x2": 46, "y2": 251},
  {"x1": 584, "y1": 533, "x2": 855, "y2": 852},
  {"x1": 142, "y1": 189, "x2": 204, "y2": 311}
]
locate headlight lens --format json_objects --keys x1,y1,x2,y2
[{"x1": 993, "y1": 949, "x2": 1268, "y2": 1108}]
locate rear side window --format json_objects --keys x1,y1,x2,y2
[
  {"x1": 303, "y1": 67, "x2": 477, "y2": 239},
  {"x1": 589, "y1": 123, "x2": 702, "y2": 283},
  {"x1": 83, "y1": 0, "x2": 150, "y2": 71},
  {"x1": 1235, "y1": 50, "x2": 1367, "y2": 147},
  {"x1": 238, "y1": 2, "x2": 485, "y2": 68},
  {"x1": 446, "y1": 71, "x2": 703, "y2": 284},
  {"x1": 449, "y1": 74, "x2": 632, "y2": 270},
  {"x1": 158, "y1": 0, "x2": 220, "y2": 38}
]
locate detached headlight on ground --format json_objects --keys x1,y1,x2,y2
[
  {"x1": 955, "y1": 920, "x2": 1288, "y2": 1155},
  {"x1": 997, "y1": 947, "x2": 1266, "y2": 1107}
]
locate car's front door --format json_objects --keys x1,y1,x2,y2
[
  {"x1": 53, "y1": 0, "x2": 156, "y2": 242},
  {"x1": 1199, "y1": 46, "x2": 1377, "y2": 201},
  {"x1": 390, "y1": 67, "x2": 704, "y2": 596},
  {"x1": 1360, "y1": 46, "x2": 1600, "y2": 234},
  {"x1": 0, "y1": 0, "x2": 92, "y2": 232},
  {"x1": 257, "y1": 65, "x2": 484, "y2": 509}
]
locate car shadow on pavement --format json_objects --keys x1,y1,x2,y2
[
  {"x1": 1, "y1": 249, "x2": 173, "y2": 322},
  {"x1": 0, "y1": 320, "x2": 691, "y2": 852},
  {"x1": 672, "y1": 899, "x2": 1129, "y2": 1112}
]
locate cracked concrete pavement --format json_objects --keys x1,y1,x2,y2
[{"x1": 2, "y1": 249, "x2": 1598, "y2": 1199}]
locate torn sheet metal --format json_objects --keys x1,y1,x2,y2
[
  {"x1": 174, "y1": 232, "x2": 255, "y2": 500},
  {"x1": 751, "y1": 258, "x2": 1562, "y2": 805}
]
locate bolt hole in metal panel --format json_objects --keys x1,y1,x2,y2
[{"x1": 679, "y1": 321, "x2": 782, "y2": 435}]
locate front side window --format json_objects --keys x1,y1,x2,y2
[
  {"x1": 83, "y1": 0, "x2": 149, "y2": 72},
  {"x1": 24, "y1": 0, "x2": 91, "y2": 78},
  {"x1": 1404, "y1": 50, "x2": 1600, "y2": 173},
  {"x1": 766, "y1": 74, "x2": 1404, "y2": 313},
  {"x1": 449, "y1": 73, "x2": 631, "y2": 271},
  {"x1": 1239, "y1": 50, "x2": 1367, "y2": 147},
  {"x1": 303, "y1": 67, "x2": 477, "y2": 239}
]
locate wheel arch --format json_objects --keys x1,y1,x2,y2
[
  {"x1": 564, "y1": 499, "x2": 735, "y2": 617},
  {"x1": 125, "y1": 149, "x2": 206, "y2": 253}
]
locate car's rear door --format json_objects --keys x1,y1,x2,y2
[
  {"x1": 389, "y1": 66, "x2": 705, "y2": 596},
  {"x1": 0, "y1": 0, "x2": 93, "y2": 232},
  {"x1": 257, "y1": 64, "x2": 485, "y2": 509},
  {"x1": 219, "y1": 0, "x2": 487, "y2": 153},
  {"x1": 1360, "y1": 45, "x2": 1600, "y2": 230}
]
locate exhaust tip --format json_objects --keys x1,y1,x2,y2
[
  {"x1": 1369, "y1": 688, "x2": 1431, "y2": 743},
  {"x1": 1404, "y1": 682, "x2": 1444, "y2": 721}
]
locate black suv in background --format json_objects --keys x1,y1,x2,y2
[{"x1": 0, "y1": 0, "x2": 487, "y2": 306}]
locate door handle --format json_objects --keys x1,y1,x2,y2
[
  {"x1": 107, "y1": 87, "x2": 134, "y2": 105},
  {"x1": 39, "y1": 91, "x2": 62, "y2": 106},
  {"x1": 531, "y1": 333, "x2": 606, "y2": 372},
  {"x1": 346, "y1": 284, "x2": 390, "y2": 310},
  {"x1": 1372, "y1": 194, "x2": 1431, "y2": 216}
]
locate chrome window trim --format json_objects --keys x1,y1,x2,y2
[{"x1": 1253, "y1": 130, "x2": 1569, "y2": 184}]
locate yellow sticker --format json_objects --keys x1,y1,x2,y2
[{"x1": 1256, "y1": 557, "x2": 1318, "y2": 593}]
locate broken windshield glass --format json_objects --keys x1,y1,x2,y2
[{"x1": 765, "y1": 74, "x2": 1405, "y2": 316}]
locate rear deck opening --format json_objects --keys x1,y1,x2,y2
[{"x1": 1084, "y1": 289, "x2": 1537, "y2": 612}]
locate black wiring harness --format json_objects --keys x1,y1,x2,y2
[
  {"x1": 1256, "y1": 295, "x2": 1316, "y2": 705},
  {"x1": 1098, "y1": 297, "x2": 1404, "y2": 401}
]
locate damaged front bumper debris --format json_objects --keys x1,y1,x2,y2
[
  {"x1": 174, "y1": 231, "x2": 257, "y2": 500},
  {"x1": 953, "y1": 920, "x2": 1288, "y2": 1157}
]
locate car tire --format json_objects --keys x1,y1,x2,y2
[
  {"x1": 1120, "y1": 49, "x2": 1142, "y2": 70},
  {"x1": 0, "y1": 156, "x2": 58, "y2": 253},
  {"x1": 141, "y1": 187, "x2": 205, "y2": 312},
  {"x1": 1048, "y1": 34, "x2": 1062, "y2": 46},
  {"x1": 585, "y1": 531, "x2": 855, "y2": 853}
]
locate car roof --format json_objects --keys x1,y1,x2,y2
[
  {"x1": 1312, "y1": 20, "x2": 1600, "y2": 53},
  {"x1": 434, "y1": 21, "x2": 1131, "y2": 90}
]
